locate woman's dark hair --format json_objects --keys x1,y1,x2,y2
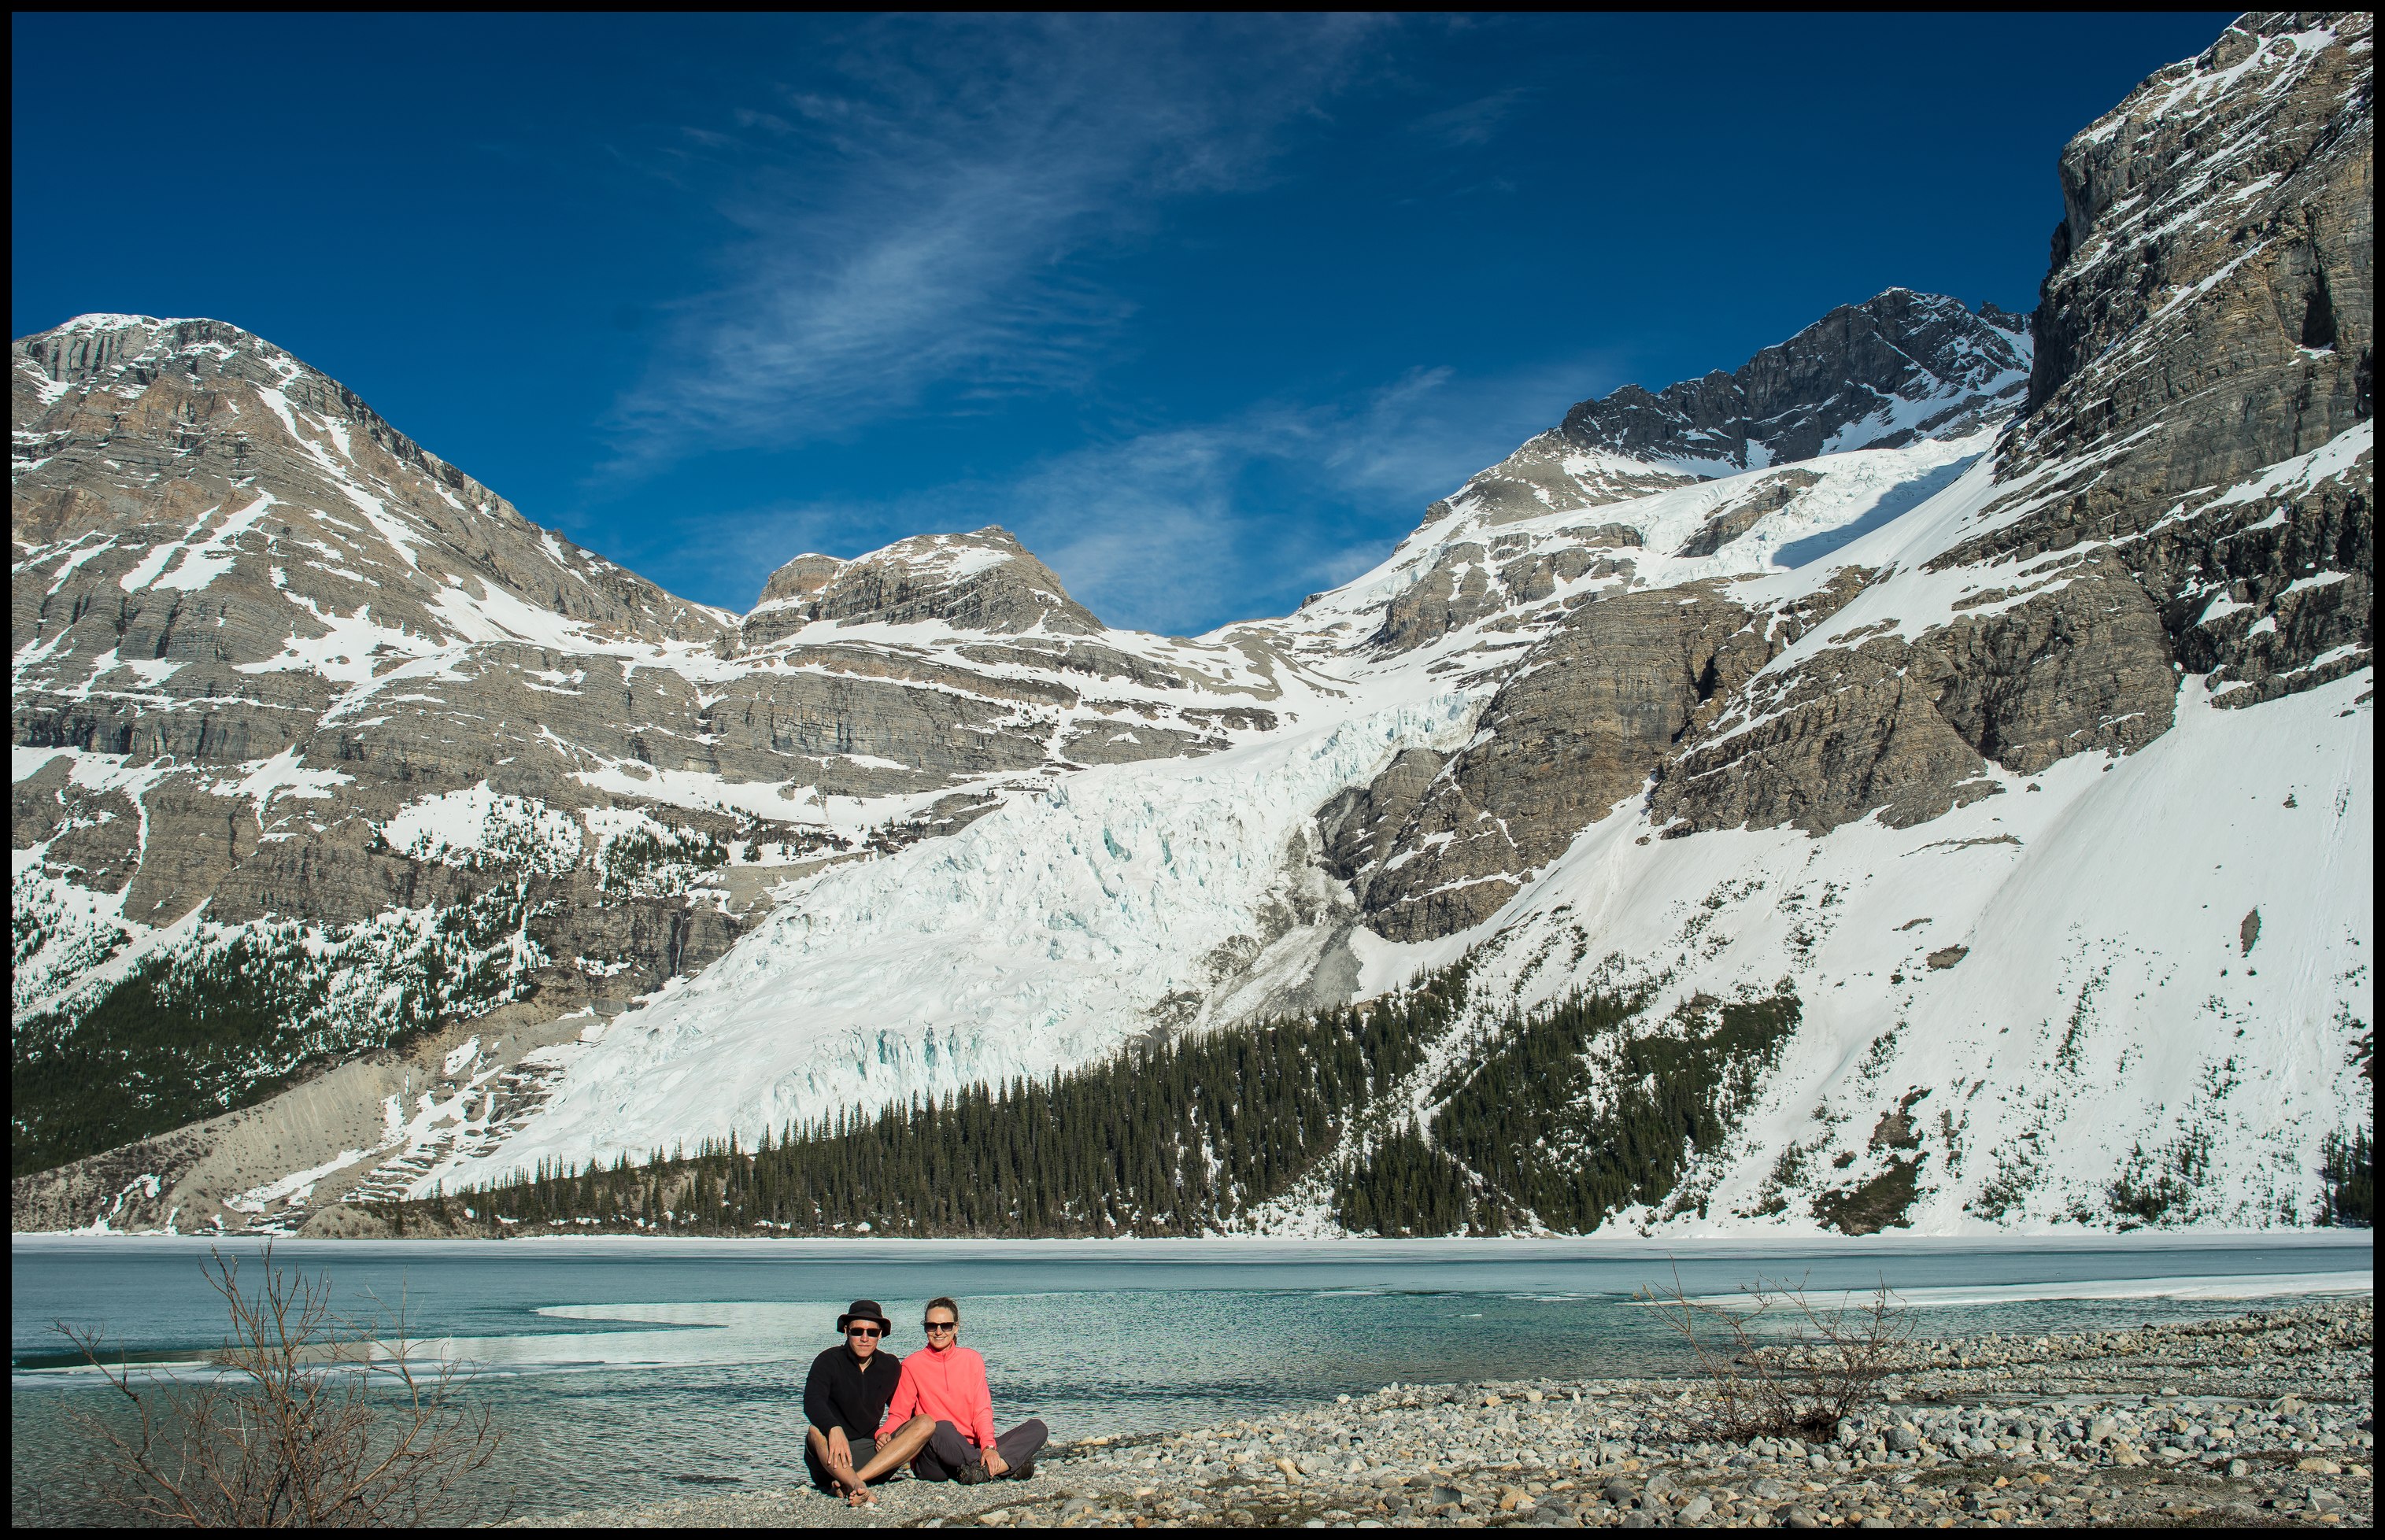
[{"x1": 925, "y1": 1296, "x2": 960, "y2": 1320}]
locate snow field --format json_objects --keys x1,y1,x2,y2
[{"x1": 1435, "y1": 667, "x2": 2372, "y2": 1234}]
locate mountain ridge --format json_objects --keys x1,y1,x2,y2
[{"x1": 11, "y1": 12, "x2": 2372, "y2": 1239}]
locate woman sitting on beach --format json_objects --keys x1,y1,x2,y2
[{"x1": 876, "y1": 1296, "x2": 1048, "y2": 1484}]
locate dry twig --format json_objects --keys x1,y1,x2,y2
[
  {"x1": 1642, "y1": 1266, "x2": 1912, "y2": 1441},
  {"x1": 56, "y1": 1243, "x2": 504, "y2": 1527}
]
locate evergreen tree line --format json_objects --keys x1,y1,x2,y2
[
  {"x1": 1332, "y1": 990, "x2": 1802, "y2": 1236},
  {"x1": 2321, "y1": 1128, "x2": 2372, "y2": 1227},
  {"x1": 13, "y1": 935, "x2": 298, "y2": 1177},
  {"x1": 442, "y1": 963, "x2": 1474, "y2": 1237}
]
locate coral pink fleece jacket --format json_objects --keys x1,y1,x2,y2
[{"x1": 876, "y1": 1343, "x2": 997, "y2": 1449}]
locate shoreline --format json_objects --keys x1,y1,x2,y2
[
  {"x1": 13, "y1": 1228, "x2": 2377, "y2": 1254},
  {"x1": 504, "y1": 1298, "x2": 2373, "y2": 1529}
]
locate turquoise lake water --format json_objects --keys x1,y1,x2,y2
[{"x1": 11, "y1": 1233, "x2": 2370, "y2": 1521}]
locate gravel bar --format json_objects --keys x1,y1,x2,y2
[{"x1": 504, "y1": 1297, "x2": 2372, "y2": 1529}]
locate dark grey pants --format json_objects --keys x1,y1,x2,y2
[{"x1": 910, "y1": 1418, "x2": 1047, "y2": 1483}]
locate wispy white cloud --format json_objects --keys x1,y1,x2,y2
[
  {"x1": 1408, "y1": 86, "x2": 1536, "y2": 147},
  {"x1": 652, "y1": 353, "x2": 1618, "y2": 636},
  {"x1": 602, "y1": 15, "x2": 1385, "y2": 472}
]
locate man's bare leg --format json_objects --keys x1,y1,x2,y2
[
  {"x1": 845, "y1": 1416, "x2": 935, "y2": 1504},
  {"x1": 805, "y1": 1427, "x2": 866, "y2": 1501}
]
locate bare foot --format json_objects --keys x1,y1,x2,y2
[{"x1": 844, "y1": 1479, "x2": 878, "y2": 1508}]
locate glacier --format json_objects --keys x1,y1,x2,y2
[{"x1": 430, "y1": 682, "x2": 1480, "y2": 1191}]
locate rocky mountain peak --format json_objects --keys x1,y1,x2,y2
[
  {"x1": 1332, "y1": 13, "x2": 2368, "y2": 944},
  {"x1": 1418, "y1": 289, "x2": 2031, "y2": 537},
  {"x1": 741, "y1": 525, "x2": 1102, "y2": 648},
  {"x1": 1559, "y1": 287, "x2": 2032, "y2": 473},
  {"x1": 754, "y1": 552, "x2": 847, "y2": 608},
  {"x1": 13, "y1": 316, "x2": 1292, "y2": 1195},
  {"x1": 13, "y1": 312, "x2": 727, "y2": 646},
  {"x1": 2020, "y1": 11, "x2": 2370, "y2": 441},
  {"x1": 1983, "y1": 8, "x2": 2370, "y2": 709}
]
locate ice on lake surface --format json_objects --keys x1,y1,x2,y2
[{"x1": 13, "y1": 1235, "x2": 2371, "y2": 1520}]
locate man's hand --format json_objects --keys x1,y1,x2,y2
[
  {"x1": 827, "y1": 1427, "x2": 852, "y2": 1466},
  {"x1": 982, "y1": 1447, "x2": 1009, "y2": 1479}
]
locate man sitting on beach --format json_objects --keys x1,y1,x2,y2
[
  {"x1": 804, "y1": 1299, "x2": 935, "y2": 1505},
  {"x1": 877, "y1": 1296, "x2": 1048, "y2": 1484}
]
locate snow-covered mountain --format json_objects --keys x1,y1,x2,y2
[
  {"x1": 9, "y1": 316, "x2": 1316, "y2": 1191},
  {"x1": 13, "y1": 12, "x2": 2372, "y2": 1237}
]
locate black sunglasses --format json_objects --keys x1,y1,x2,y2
[
  {"x1": 847, "y1": 1325, "x2": 882, "y2": 1338},
  {"x1": 923, "y1": 1320, "x2": 958, "y2": 1332}
]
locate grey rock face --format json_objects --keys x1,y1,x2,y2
[
  {"x1": 1371, "y1": 531, "x2": 1638, "y2": 652},
  {"x1": 741, "y1": 527, "x2": 1102, "y2": 647},
  {"x1": 1985, "y1": 10, "x2": 2373, "y2": 706},
  {"x1": 11, "y1": 318, "x2": 761, "y2": 992},
  {"x1": 1318, "y1": 748, "x2": 1451, "y2": 907},
  {"x1": 1345, "y1": 585, "x2": 1777, "y2": 940},
  {"x1": 1662, "y1": 14, "x2": 2372, "y2": 848},
  {"x1": 1651, "y1": 556, "x2": 2179, "y2": 837}
]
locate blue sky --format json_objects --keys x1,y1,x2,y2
[{"x1": 13, "y1": 13, "x2": 2229, "y2": 635}]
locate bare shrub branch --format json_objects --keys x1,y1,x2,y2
[
  {"x1": 55, "y1": 1243, "x2": 505, "y2": 1527},
  {"x1": 1642, "y1": 1266, "x2": 1913, "y2": 1441}
]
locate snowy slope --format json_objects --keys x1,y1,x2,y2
[
  {"x1": 1475, "y1": 663, "x2": 2368, "y2": 1232},
  {"x1": 1362, "y1": 497, "x2": 2371, "y2": 1234}
]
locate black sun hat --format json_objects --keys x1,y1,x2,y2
[{"x1": 837, "y1": 1299, "x2": 893, "y2": 1334}]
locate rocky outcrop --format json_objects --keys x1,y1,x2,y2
[
  {"x1": 740, "y1": 527, "x2": 1102, "y2": 648},
  {"x1": 1656, "y1": 12, "x2": 2373, "y2": 845},
  {"x1": 1343, "y1": 585, "x2": 1774, "y2": 939},
  {"x1": 1674, "y1": 471, "x2": 1824, "y2": 558},
  {"x1": 1981, "y1": 11, "x2": 2373, "y2": 707},
  {"x1": 1408, "y1": 292, "x2": 2028, "y2": 537},
  {"x1": 1651, "y1": 556, "x2": 2179, "y2": 836},
  {"x1": 1416, "y1": 293, "x2": 2026, "y2": 544},
  {"x1": 1369, "y1": 293, "x2": 2032, "y2": 658},
  {"x1": 1562, "y1": 15, "x2": 2376, "y2": 870},
  {"x1": 1333, "y1": 298, "x2": 2065, "y2": 929},
  {"x1": 1371, "y1": 530, "x2": 1638, "y2": 652}
]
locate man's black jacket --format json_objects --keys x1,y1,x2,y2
[{"x1": 804, "y1": 1342, "x2": 901, "y2": 1439}]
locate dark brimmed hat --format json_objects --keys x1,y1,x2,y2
[{"x1": 837, "y1": 1299, "x2": 893, "y2": 1334}]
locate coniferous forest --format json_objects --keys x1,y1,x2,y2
[
  {"x1": 398, "y1": 969, "x2": 1804, "y2": 1239},
  {"x1": 1333, "y1": 991, "x2": 1799, "y2": 1235}
]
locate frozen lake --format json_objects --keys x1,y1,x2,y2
[{"x1": 11, "y1": 1232, "x2": 2370, "y2": 1520}]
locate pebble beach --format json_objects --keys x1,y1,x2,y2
[{"x1": 505, "y1": 1296, "x2": 2372, "y2": 1529}]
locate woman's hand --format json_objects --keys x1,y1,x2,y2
[{"x1": 982, "y1": 1447, "x2": 1010, "y2": 1479}]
